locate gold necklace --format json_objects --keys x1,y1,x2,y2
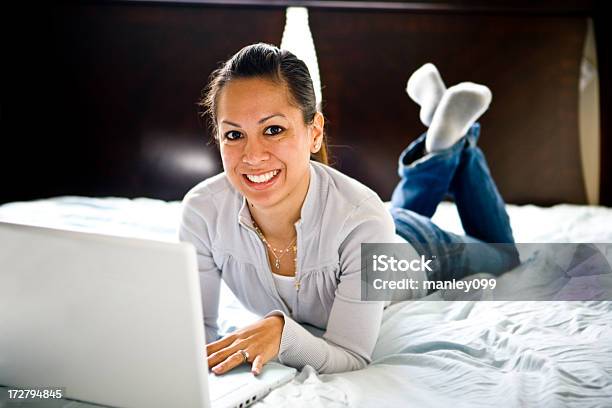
[
  {"x1": 252, "y1": 222, "x2": 297, "y2": 270},
  {"x1": 252, "y1": 222, "x2": 301, "y2": 291}
]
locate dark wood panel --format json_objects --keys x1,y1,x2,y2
[
  {"x1": 2, "y1": 2, "x2": 601, "y2": 206},
  {"x1": 1, "y1": 2, "x2": 284, "y2": 203},
  {"x1": 310, "y1": 10, "x2": 587, "y2": 204}
]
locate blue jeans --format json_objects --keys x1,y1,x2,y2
[{"x1": 390, "y1": 123, "x2": 520, "y2": 284}]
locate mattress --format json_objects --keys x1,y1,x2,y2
[{"x1": 1, "y1": 196, "x2": 611, "y2": 407}]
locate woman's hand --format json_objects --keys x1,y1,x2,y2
[{"x1": 206, "y1": 315, "x2": 284, "y2": 376}]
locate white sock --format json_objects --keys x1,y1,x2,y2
[
  {"x1": 425, "y1": 82, "x2": 492, "y2": 153},
  {"x1": 406, "y1": 63, "x2": 446, "y2": 127}
]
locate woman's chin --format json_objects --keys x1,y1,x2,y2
[{"x1": 243, "y1": 192, "x2": 284, "y2": 211}]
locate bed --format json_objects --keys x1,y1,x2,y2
[
  {"x1": 0, "y1": 197, "x2": 611, "y2": 407},
  {"x1": 2, "y1": 0, "x2": 611, "y2": 406}
]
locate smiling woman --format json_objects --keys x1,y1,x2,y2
[{"x1": 180, "y1": 42, "x2": 520, "y2": 377}]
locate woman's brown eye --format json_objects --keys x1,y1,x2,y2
[{"x1": 264, "y1": 126, "x2": 283, "y2": 135}]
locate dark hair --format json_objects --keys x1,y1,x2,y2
[{"x1": 199, "y1": 42, "x2": 328, "y2": 165}]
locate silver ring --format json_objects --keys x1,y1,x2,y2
[{"x1": 239, "y1": 349, "x2": 249, "y2": 364}]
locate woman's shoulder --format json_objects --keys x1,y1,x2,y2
[
  {"x1": 311, "y1": 162, "x2": 397, "y2": 262},
  {"x1": 312, "y1": 161, "x2": 385, "y2": 212}
]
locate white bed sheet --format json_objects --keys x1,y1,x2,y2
[{"x1": 1, "y1": 197, "x2": 611, "y2": 407}]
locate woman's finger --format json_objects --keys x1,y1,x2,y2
[
  {"x1": 206, "y1": 333, "x2": 237, "y2": 356},
  {"x1": 207, "y1": 342, "x2": 241, "y2": 368},
  {"x1": 251, "y1": 355, "x2": 264, "y2": 375},
  {"x1": 207, "y1": 337, "x2": 253, "y2": 369},
  {"x1": 212, "y1": 349, "x2": 250, "y2": 375}
]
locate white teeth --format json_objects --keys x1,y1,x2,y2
[{"x1": 246, "y1": 170, "x2": 279, "y2": 183}]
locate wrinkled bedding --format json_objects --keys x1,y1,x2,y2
[{"x1": 1, "y1": 197, "x2": 611, "y2": 407}]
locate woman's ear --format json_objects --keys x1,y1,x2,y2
[{"x1": 310, "y1": 112, "x2": 325, "y2": 154}]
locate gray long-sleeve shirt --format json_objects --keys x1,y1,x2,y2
[{"x1": 178, "y1": 161, "x2": 425, "y2": 374}]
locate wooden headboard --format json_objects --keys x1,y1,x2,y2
[{"x1": 2, "y1": 1, "x2": 609, "y2": 206}]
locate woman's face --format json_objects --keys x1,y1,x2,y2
[{"x1": 216, "y1": 77, "x2": 324, "y2": 211}]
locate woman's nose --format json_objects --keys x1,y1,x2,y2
[{"x1": 242, "y1": 136, "x2": 270, "y2": 164}]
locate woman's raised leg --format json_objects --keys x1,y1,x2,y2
[
  {"x1": 390, "y1": 78, "x2": 495, "y2": 222},
  {"x1": 390, "y1": 66, "x2": 520, "y2": 279}
]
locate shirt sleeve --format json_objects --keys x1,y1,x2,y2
[
  {"x1": 178, "y1": 204, "x2": 222, "y2": 344},
  {"x1": 266, "y1": 196, "x2": 399, "y2": 374}
]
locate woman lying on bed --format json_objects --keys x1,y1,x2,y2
[{"x1": 178, "y1": 43, "x2": 520, "y2": 375}]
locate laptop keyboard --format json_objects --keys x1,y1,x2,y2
[{"x1": 208, "y1": 373, "x2": 251, "y2": 402}]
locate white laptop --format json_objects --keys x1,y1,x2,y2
[{"x1": 0, "y1": 221, "x2": 296, "y2": 408}]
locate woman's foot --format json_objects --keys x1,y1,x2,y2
[
  {"x1": 406, "y1": 63, "x2": 446, "y2": 127},
  {"x1": 425, "y1": 82, "x2": 492, "y2": 153}
]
